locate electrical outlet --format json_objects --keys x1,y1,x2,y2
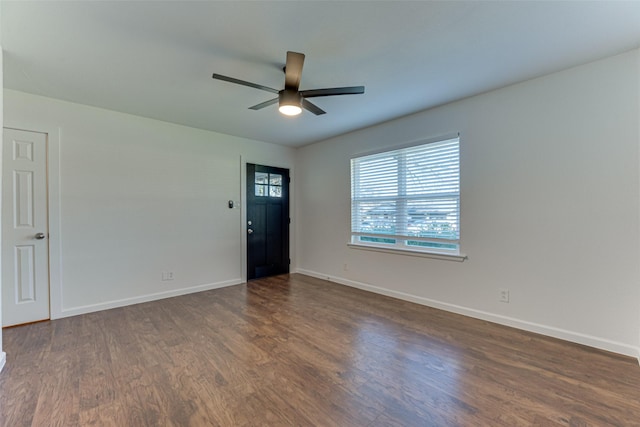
[
  {"x1": 343, "y1": 263, "x2": 348, "y2": 271},
  {"x1": 499, "y1": 288, "x2": 510, "y2": 303},
  {"x1": 161, "y1": 271, "x2": 175, "y2": 281}
]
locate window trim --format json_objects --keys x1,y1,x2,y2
[
  {"x1": 347, "y1": 242, "x2": 467, "y2": 262},
  {"x1": 349, "y1": 132, "x2": 460, "y2": 161},
  {"x1": 349, "y1": 132, "x2": 464, "y2": 260}
]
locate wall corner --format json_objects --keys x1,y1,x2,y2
[{"x1": 0, "y1": 20, "x2": 5, "y2": 363}]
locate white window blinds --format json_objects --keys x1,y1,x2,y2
[{"x1": 350, "y1": 136, "x2": 460, "y2": 254}]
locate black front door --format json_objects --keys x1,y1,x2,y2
[{"x1": 246, "y1": 164, "x2": 290, "y2": 280}]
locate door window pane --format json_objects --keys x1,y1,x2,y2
[
  {"x1": 269, "y1": 174, "x2": 282, "y2": 186},
  {"x1": 269, "y1": 186, "x2": 282, "y2": 197},
  {"x1": 255, "y1": 172, "x2": 269, "y2": 184}
]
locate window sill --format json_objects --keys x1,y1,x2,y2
[{"x1": 347, "y1": 243, "x2": 467, "y2": 262}]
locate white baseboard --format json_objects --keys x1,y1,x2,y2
[
  {"x1": 55, "y1": 278, "x2": 242, "y2": 319},
  {"x1": 0, "y1": 352, "x2": 6, "y2": 373},
  {"x1": 296, "y1": 269, "x2": 639, "y2": 358}
]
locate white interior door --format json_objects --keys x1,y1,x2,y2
[{"x1": 2, "y1": 128, "x2": 50, "y2": 327}]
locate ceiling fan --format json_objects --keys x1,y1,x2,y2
[{"x1": 212, "y1": 51, "x2": 365, "y2": 116}]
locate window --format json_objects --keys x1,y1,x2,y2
[
  {"x1": 255, "y1": 172, "x2": 282, "y2": 198},
  {"x1": 350, "y1": 135, "x2": 461, "y2": 256}
]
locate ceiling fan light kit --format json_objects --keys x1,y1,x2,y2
[
  {"x1": 278, "y1": 90, "x2": 303, "y2": 116},
  {"x1": 212, "y1": 51, "x2": 364, "y2": 117}
]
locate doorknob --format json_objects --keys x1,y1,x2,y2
[
  {"x1": 247, "y1": 229, "x2": 253, "y2": 234},
  {"x1": 35, "y1": 233, "x2": 46, "y2": 240}
]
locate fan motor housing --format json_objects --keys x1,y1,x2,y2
[{"x1": 279, "y1": 89, "x2": 302, "y2": 107}]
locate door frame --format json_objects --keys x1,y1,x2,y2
[
  {"x1": 2, "y1": 125, "x2": 62, "y2": 321},
  {"x1": 239, "y1": 156, "x2": 294, "y2": 283}
]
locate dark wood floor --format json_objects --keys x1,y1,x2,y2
[{"x1": 1, "y1": 273, "x2": 640, "y2": 426}]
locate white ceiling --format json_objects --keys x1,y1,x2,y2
[{"x1": 2, "y1": 1, "x2": 640, "y2": 147}]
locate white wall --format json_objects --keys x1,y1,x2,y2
[
  {"x1": 296, "y1": 49, "x2": 640, "y2": 357},
  {"x1": 4, "y1": 90, "x2": 295, "y2": 318}
]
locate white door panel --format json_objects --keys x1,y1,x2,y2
[{"x1": 2, "y1": 128, "x2": 50, "y2": 327}]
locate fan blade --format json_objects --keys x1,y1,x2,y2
[
  {"x1": 284, "y1": 51, "x2": 305, "y2": 90},
  {"x1": 302, "y1": 99, "x2": 326, "y2": 116},
  {"x1": 212, "y1": 74, "x2": 279, "y2": 94},
  {"x1": 300, "y1": 86, "x2": 365, "y2": 98},
  {"x1": 249, "y1": 98, "x2": 279, "y2": 110}
]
